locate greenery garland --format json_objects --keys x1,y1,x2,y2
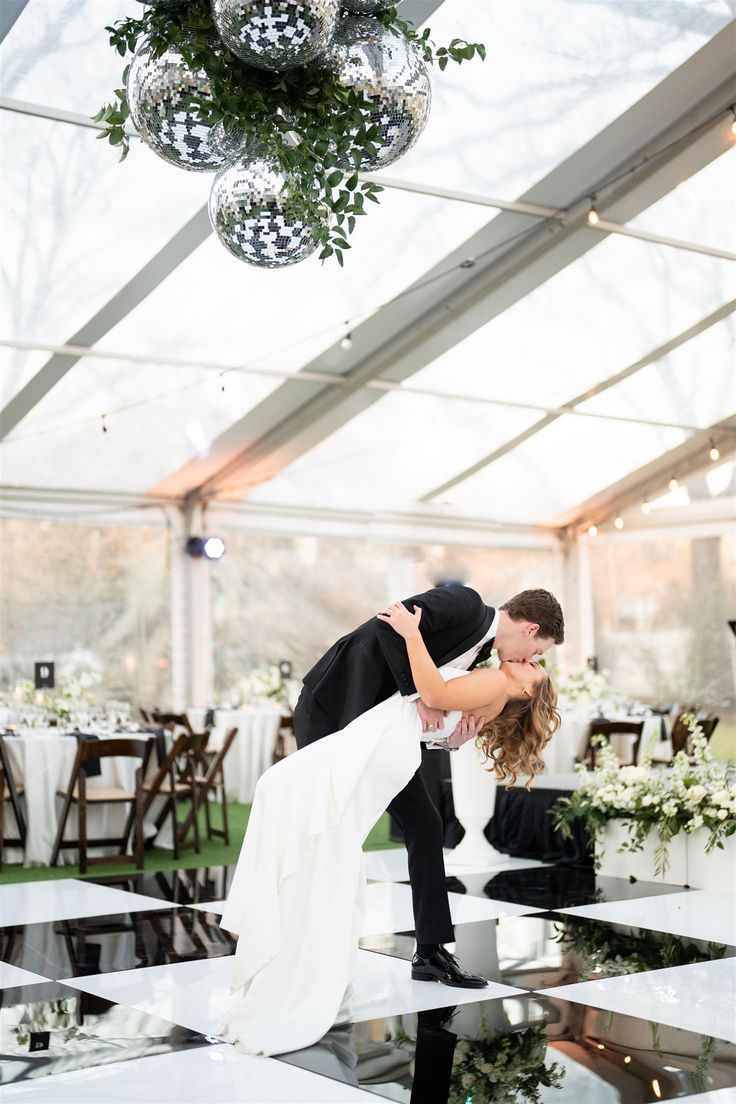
[{"x1": 94, "y1": 1, "x2": 485, "y2": 266}]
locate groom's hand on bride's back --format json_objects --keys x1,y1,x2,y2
[{"x1": 416, "y1": 699, "x2": 447, "y2": 734}]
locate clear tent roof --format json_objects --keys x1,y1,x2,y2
[{"x1": 1, "y1": 0, "x2": 735, "y2": 532}]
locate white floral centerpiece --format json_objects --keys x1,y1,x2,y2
[
  {"x1": 236, "y1": 665, "x2": 300, "y2": 710},
  {"x1": 552, "y1": 716, "x2": 736, "y2": 885}
]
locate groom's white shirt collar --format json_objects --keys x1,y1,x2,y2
[{"x1": 451, "y1": 606, "x2": 500, "y2": 671}]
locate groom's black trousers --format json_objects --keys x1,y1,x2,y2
[{"x1": 293, "y1": 686, "x2": 455, "y2": 945}]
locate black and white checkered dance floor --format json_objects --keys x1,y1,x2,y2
[{"x1": 1, "y1": 850, "x2": 735, "y2": 1102}]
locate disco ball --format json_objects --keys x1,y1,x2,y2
[
  {"x1": 209, "y1": 149, "x2": 320, "y2": 267},
  {"x1": 211, "y1": 0, "x2": 340, "y2": 71},
  {"x1": 341, "y1": 0, "x2": 402, "y2": 12},
  {"x1": 324, "y1": 16, "x2": 431, "y2": 170},
  {"x1": 127, "y1": 40, "x2": 247, "y2": 171}
]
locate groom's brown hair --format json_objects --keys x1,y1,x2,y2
[{"x1": 500, "y1": 589, "x2": 565, "y2": 644}]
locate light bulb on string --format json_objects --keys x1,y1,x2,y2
[
  {"x1": 340, "y1": 331, "x2": 353, "y2": 351},
  {"x1": 641, "y1": 499, "x2": 651, "y2": 514},
  {"x1": 731, "y1": 108, "x2": 736, "y2": 137},
  {"x1": 220, "y1": 372, "x2": 226, "y2": 394},
  {"x1": 709, "y1": 439, "x2": 720, "y2": 462},
  {"x1": 668, "y1": 476, "x2": 679, "y2": 491},
  {"x1": 101, "y1": 415, "x2": 108, "y2": 435},
  {"x1": 587, "y1": 197, "x2": 600, "y2": 226},
  {"x1": 614, "y1": 515, "x2": 624, "y2": 529},
  {"x1": 587, "y1": 524, "x2": 598, "y2": 537}
]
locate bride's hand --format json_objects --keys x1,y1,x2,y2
[{"x1": 376, "y1": 601, "x2": 422, "y2": 639}]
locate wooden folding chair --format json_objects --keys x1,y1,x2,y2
[
  {"x1": 576, "y1": 719, "x2": 644, "y2": 769},
  {"x1": 0, "y1": 737, "x2": 27, "y2": 871},
  {"x1": 150, "y1": 711, "x2": 194, "y2": 736},
  {"x1": 51, "y1": 737, "x2": 154, "y2": 874},
  {"x1": 185, "y1": 727, "x2": 239, "y2": 846},
  {"x1": 142, "y1": 730, "x2": 207, "y2": 859}
]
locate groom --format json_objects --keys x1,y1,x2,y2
[{"x1": 293, "y1": 585, "x2": 564, "y2": 987}]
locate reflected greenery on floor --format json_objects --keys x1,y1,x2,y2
[
  {"x1": 555, "y1": 915, "x2": 730, "y2": 979},
  {"x1": 0, "y1": 805, "x2": 402, "y2": 885}
]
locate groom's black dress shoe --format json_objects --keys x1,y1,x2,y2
[{"x1": 411, "y1": 947, "x2": 489, "y2": 988}]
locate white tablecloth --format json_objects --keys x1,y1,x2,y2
[
  {"x1": 187, "y1": 706, "x2": 282, "y2": 804},
  {"x1": 2, "y1": 729, "x2": 172, "y2": 867},
  {"x1": 543, "y1": 712, "x2": 668, "y2": 773}
]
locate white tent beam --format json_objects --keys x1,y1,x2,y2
[
  {"x1": 421, "y1": 297, "x2": 736, "y2": 501},
  {"x1": 1, "y1": 335, "x2": 723, "y2": 436},
  {"x1": 152, "y1": 24, "x2": 735, "y2": 503}
]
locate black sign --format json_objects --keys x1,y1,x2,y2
[
  {"x1": 34, "y1": 662, "x2": 55, "y2": 689},
  {"x1": 29, "y1": 1031, "x2": 50, "y2": 1052}
]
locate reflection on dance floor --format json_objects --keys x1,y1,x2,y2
[{"x1": 279, "y1": 993, "x2": 736, "y2": 1104}]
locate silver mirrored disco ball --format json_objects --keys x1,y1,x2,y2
[
  {"x1": 211, "y1": 0, "x2": 340, "y2": 71},
  {"x1": 209, "y1": 149, "x2": 320, "y2": 267},
  {"x1": 342, "y1": 0, "x2": 402, "y2": 12},
  {"x1": 127, "y1": 40, "x2": 247, "y2": 171},
  {"x1": 325, "y1": 16, "x2": 430, "y2": 170}
]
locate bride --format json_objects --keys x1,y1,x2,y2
[{"x1": 216, "y1": 600, "x2": 560, "y2": 1057}]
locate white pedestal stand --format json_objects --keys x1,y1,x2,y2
[{"x1": 448, "y1": 739, "x2": 506, "y2": 867}]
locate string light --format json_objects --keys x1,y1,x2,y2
[
  {"x1": 641, "y1": 498, "x2": 651, "y2": 514},
  {"x1": 587, "y1": 197, "x2": 600, "y2": 226},
  {"x1": 731, "y1": 108, "x2": 736, "y2": 137},
  {"x1": 220, "y1": 372, "x2": 226, "y2": 393},
  {"x1": 587, "y1": 524, "x2": 598, "y2": 536},
  {"x1": 709, "y1": 439, "x2": 720, "y2": 461},
  {"x1": 101, "y1": 415, "x2": 108, "y2": 435},
  {"x1": 614, "y1": 515, "x2": 624, "y2": 529},
  {"x1": 340, "y1": 332, "x2": 353, "y2": 351},
  {"x1": 668, "y1": 476, "x2": 679, "y2": 491}
]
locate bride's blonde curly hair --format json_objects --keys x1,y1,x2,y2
[{"x1": 476, "y1": 674, "x2": 561, "y2": 790}]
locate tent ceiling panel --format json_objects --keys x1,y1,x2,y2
[
  {"x1": 578, "y1": 316, "x2": 736, "y2": 431},
  {"x1": 385, "y1": 0, "x2": 734, "y2": 199},
  {"x1": 401, "y1": 150, "x2": 736, "y2": 413},
  {"x1": 244, "y1": 390, "x2": 542, "y2": 513},
  {"x1": 0, "y1": 1, "x2": 142, "y2": 116},
  {"x1": 91, "y1": 189, "x2": 491, "y2": 375},
  {"x1": 436, "y1": 415, "x2": 688, "y2": 525},
  {"x1": 1, "y1": 111, "x2": 207, "y2": 350},
  {"x1": 0, "y1": 358, "x2": 281, "y2": 493}
]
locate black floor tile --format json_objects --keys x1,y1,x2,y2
[
  {"x1": 0, "y1": 907, "x2": 234, "y2": 981},
  {"x1": 444, "y1": 865, "x2": 686, "y2": 911},
  {"x1": 0, "y1": 978, "x2": 218, "y2": 1085},
  {"x1": 360, "y1": 912, "x2": 735, "y2": 992},
  {"x1": 81, "y1": 865, "x2": 236, "y2": 907},
  {"x1": 277, "y1": 992, "x2": 736, "y2": 1103}
]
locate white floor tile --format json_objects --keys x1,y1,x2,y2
[
  {"x1": 363, "y1": 847, "x2": 409, "y2": 882},
  {"x1": 63, "y1": 946, "x2": 524, "y2": 1042},
  {"x1": 667, "y1": 1090, "x2": 736, "y2": 1104},
  {"x1": 349, "y1": 948, "x2": 525, "y2": 1022},
  {"x1": 0, "y1": 961, "x2": 52, "y2": 987},
  {"x1": 360, "y1": 880, "x2": 537, "y2": 936},
  {"x1": 558, "y1": 889, "x2": 736, "y2": 947},
  {"x1": 0, "y1": 1042, "x2": 378, "y2": 1102},
  {"x1": 542, "y1": 957, "x2": 736, "y2": 1043},
  {"x1": 0, "y1": 879, "x2": 171, "y2": 928},
  {"x1": 445, "y1": 853, "x2": 547, "y2": 877}
]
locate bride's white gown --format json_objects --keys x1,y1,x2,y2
[{"x1": 216, "y1": 666, "x2": 467, "y2": 1057}]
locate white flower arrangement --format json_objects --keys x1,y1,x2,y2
[
  {"x1": 553, "y1": 715, "x2": 736, "y2": 877},
  {"x1": 236, "y1": 666, "x2": 300, "y2": 710}
]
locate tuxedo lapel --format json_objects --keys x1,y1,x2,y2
[{"x1": 436, "y1": 605, "x2": 496, "y2": 667}]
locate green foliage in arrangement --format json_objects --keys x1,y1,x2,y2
[{"x1": 94, "y1": 0, "x2": 485, "y2": 265}]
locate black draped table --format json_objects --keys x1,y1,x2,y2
[{"x1": 391, "y1": 756, "x2": 591, "y2": 866}]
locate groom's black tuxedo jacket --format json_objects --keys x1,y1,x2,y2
[{"x1": 301, "y1": 584, "x2": 496, "y2": 731}]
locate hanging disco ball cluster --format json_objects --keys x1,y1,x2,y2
[{"x1": 104, "y1": 1, "x2": 483, "y2": 268}]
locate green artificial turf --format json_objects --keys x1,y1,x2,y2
[{"x1": 0, "y1": 804, "x2": 402, "y2": 885}]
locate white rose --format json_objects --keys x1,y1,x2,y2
[
  {"x1": 711, "y1": 790, "x2": 731, "y2": 807},
  {"x1": 717, "y1": 809, "x2": 729, "y2": 820},
  {"x1": 689, "y1": 786, "x2": 707, "y2": 803}
]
